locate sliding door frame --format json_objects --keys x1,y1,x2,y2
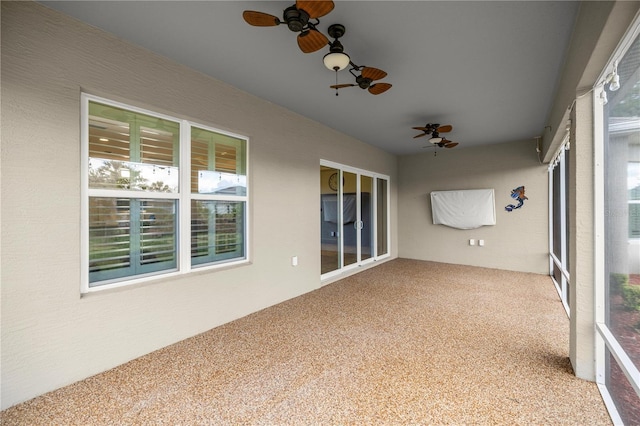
[{"x1": 320, "y1": 160, "x2": 390, "y2": 280}]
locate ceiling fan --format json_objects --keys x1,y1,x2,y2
[
  {"x1": 329, "y1": 66, "x2": 392, "y2": 96},
  {"x1": 428, "y1": 137, "x2": 459, "y2": 149},
  {"x1": 330, "y1": 65, "x2": 392, "y2": 96},
  {"x1": 320, "y1": 23, "x2": 390, "y2": 96},
  {"x1": 412, "y1": 123, "x2": 459, "y2": 151},
  {"x1": 242, "y1": 1, "x2": 334, "y2": 53}
]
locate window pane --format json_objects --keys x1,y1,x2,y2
[
  {"x1": 606, "y1": 348, "x2": 640, "y2": 424},
  {"x1": 89, "y1": 197, "x2": 131, "y2": 278},
  {"x1": 191, "y1": 127, "x2": 247, "y2": 196},
  {"x1": 630, "y1": 164, "x2": 640, "y2": 242},
  {"x1": 88, "y1": 101, "x2": 179, "y2": 192},
  {"x1": 89, "y1": 197, "x2": 177, "y2": 285},
  {"x1": 191, "y1": 200, "x2": 245, "y2": 266},
  {"x1": 361, "y1": 175, "x2": 373, "y2": 261},
  {"x1": 603, "y1": 29, "x2": 640, "y2": 416},
  {"x1": 630, "y1": 203, "x2": 640, "y2": 239},
  {"x1": 321, "y1": 166, "x2": 340, "y2": 274},
  {"x1": 377, "y1": 178, "x2": 388, "y2": 256},
  {"x1": 343, "y1": 172, "x2": 358, "y2": 268},
  {"x1": 552, "y1": 164, "x2": 562, "y2": 260},
  {"x1": 552, "y1": 262, "x2": 563, "y2": 287},
  {"x1": 564, "y1": 148, "x2": 571, "y2": 271},
  {"x1": 139, "y1": 199, "x2": 177, "y2": 267}
]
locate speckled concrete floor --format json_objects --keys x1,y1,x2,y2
[{"x1": 1, "y1": 259, "x2": 611, "y2": 425}]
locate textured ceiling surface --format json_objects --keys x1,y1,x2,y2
[{"x1": 41, "y1": 1, "x2": 580, "y2": 155}]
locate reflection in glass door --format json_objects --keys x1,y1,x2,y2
[{"x1": 320, "y1": 162, "x2": 389, "y2": 277}]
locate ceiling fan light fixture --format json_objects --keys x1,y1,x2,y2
[
  {"x1": 323, "y1": 51, "x2": 350, "y2": 71},
  {"x1": 429, "y1": 131, "x2": 442, "y2": 144},
  {"x1": 324, "y1": 24, "x2": 350, "y2": 71}
]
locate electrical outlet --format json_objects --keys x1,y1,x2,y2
[
  {"x1": 469, "y1": 239, "x2": 475, "y2": 246},
  {"x1": 292, "y1": 256, "x2": 298, "y2": 266},
  {"x1": 479, "y1": 240, "x2": 485, "y2": 247}
]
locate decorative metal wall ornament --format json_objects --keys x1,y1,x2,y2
[{"x1": 505, "y1": 186, "x2": 528, "y2": 211}]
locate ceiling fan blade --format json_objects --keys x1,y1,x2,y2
[
  {"x1": 413, "y1": 133, "x2": 427, "y2": 139},
  {"x1": 361, "y1": 67, "x2": 387, "y2": 81},
  {"x1": 330, "y1": 84, "x2": 356, "y2": 89},
  {"x1": 296, "y1": 0, "x2": 335, "y2": 18},
  {"x1": 445, "y1": 142, "x2": 459, "y2": 148},
  {"x1": 412, "y1": 126, "x2": 430, "y2": 131},
  {"x1": 368, "y1": 83, "x2": 392, "y2": 95},
  {"x1": 437, "y1": 125, "x2": 453, "y2": 133},
  {"x1": 297, "y1": 29, "x2": 329, "y2": 53},
  {"x1": 243, "y1": 10, "x2": 280, "y2": 26}
]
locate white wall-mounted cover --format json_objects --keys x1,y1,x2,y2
[{"x1": 430, "y1": 189, "x2": 496, "y2": 229}]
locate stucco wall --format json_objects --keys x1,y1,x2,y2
[
  {"x1": 1, "y1": 2, "x2": 398, "y2": 409},
  {"x1": 398, "y1": 140, "x2": 548, "y2": 274}
]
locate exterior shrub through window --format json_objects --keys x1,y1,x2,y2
[{"x1": 83, "y1": 95, "x2": 248, "y2": 291}]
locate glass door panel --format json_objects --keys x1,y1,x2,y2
[
  {"x1": 377, "y1": 177, "x2": 389, "y2": 256},
  {"x1": 320, "y1": 166, "x2": 341, "y2": 274},
  {"x1": 343, "y1": 171, "x2": 358, "y2": 268},
  {"x1": 360, "y1": 175, "x2": 373, "y2": 262}
]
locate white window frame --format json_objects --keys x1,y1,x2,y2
[
  {"x1": 81, "y1": 94, "x2": 250, "y2": 293},
  {"x1": 548, "y1": 134, "x2": 570, "y2": 316}
]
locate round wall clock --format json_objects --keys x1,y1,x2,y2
[{"x1": 328, "y1": 173, "x2": 339, "y2": 191}]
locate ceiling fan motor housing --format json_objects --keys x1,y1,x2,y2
[
  {"x1": 356, "y1": 75, "x2": 372, "y2": 89},
  {"x1": 283, "y1": 6, "x2": 309, "y2": 32},
  {"x1": 427, "y1": 124, "x2": 439, "y2": 133}
]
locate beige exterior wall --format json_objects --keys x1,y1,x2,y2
[
  {"x1": 1, "y1": 2, "x2": 398, "y2": 409},
  {"x1": 398, "y1": 140, "x2": 549, "y2": 274}
]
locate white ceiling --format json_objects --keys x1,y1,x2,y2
[{"x1": 41, "y1": 1, "x2": 580, "y2": 155}]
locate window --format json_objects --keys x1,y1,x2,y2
[
  {"x1": 190, "y1": 126, "x2": 247, "y2": 266},
  {"x1": 595, "y1": 19, "x2": 640, "y2": 424},
  {"x1": 549, "y1": 137, "x2": 571, "y2": 314},
  {"x1": 82, "y1": 95, "x2": 248, "y2": 291}
]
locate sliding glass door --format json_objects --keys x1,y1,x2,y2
[{"x1": 320, "y1": 162, "x2": 389, "y2": 277}]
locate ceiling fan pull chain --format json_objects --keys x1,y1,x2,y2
[{"x1": 335, "y1": 71, "x2": 339, "y2": 96}]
